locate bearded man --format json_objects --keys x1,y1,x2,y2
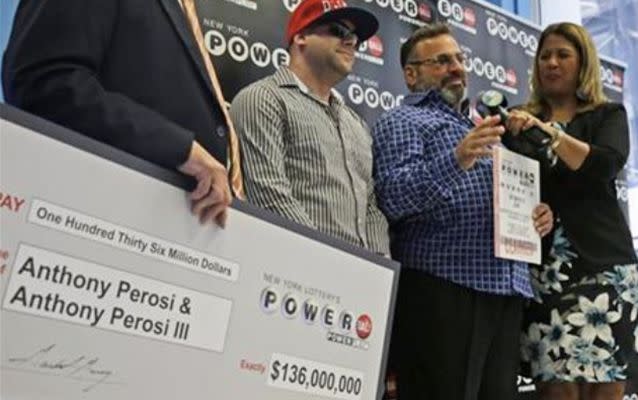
[{"x1": 372, "y1": 23, "x2": 553, "y2": 400}]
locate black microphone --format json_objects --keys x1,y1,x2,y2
[
  {"x1": 475, "y1": 90, "x2": 552, "y2": 148},
  {"x1": 475, "y1": 89, "x2": 509, "y2": 123}
]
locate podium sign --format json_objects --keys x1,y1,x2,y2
[{"x1": 0, "y1": 105, "x2": 399, "y2": 400}]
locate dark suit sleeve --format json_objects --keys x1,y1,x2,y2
[
  {"x1": 576, "y1": 103, "x2": 629, "y2": 181},
  {"x1": 2, "y1": 0, "x2": 194, "y2": 168}
]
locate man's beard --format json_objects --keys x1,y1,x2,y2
[
  {"x1": 440, "y1": 85, "x2": 466, "y2": 107},
  {"x1": 413, "y1": 73, "x2": 467, "y2": 107},
  {"x1": 439, "y1": 74, "x2": 467, "y2": 107}
]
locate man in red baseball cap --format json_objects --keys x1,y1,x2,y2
[{"x1": 229, "y1": 0, "x2": 389, "y2": 257}]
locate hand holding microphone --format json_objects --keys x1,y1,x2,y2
[
  {"x1": 475, "y1": 90, "x2": 553, "y2": 148},
  {"x1": 475, "y1": 90, "x2": 560, "y2": 162},
  {"x1": 455, "y1": 114, "x2": 505, "y2": 170}
]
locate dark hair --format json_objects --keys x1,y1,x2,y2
[{"x1": 400, "y1": 23, "x2": 452, "y2": 68}]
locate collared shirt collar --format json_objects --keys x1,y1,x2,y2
[
  {"x1": 402, "y1": 89, "x2": 440, "y2": 106},
  {"x1": 272, "y1": 67, "x2": 343, "y2": 106},
  {"x1": 403, "y1": 89, "x2": 471, "y2": 119}
]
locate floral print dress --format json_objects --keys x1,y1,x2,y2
[{"x1": 521, "y1": 222, "x2": 638, "y2": 382}]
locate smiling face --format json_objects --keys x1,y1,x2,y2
[
  {"x1": 403, "y1": 33, "x2": 467, "y2": 106},
  {"x1": 537, "y1": 33, "x2": 582, "y2": 101},
  {"x1": 302, "y1": 19, "x2": 358, "y2": 78}
]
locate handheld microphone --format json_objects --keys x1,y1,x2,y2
[
  {"x1": 475, "y1": 90, "x2": 552, "y2": 148},
  {"x1": 475, "y1": 89, "x2": 509, "y2": 123}
]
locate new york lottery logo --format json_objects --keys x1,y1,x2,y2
[
  {"x1": 355, "y1": 34, "x2": 386, "y2": 65},
  {"x1": 463, "y1": 54, "x2": 514, "y2": 85},
  {"x1": 260, "y1": 287, "x2": 373, "y2": 349},
  {"x1": 463, "y1": 52, "x2": 519, "y2": 95},
  {"x1": 347, "y1": 83, "x2": 403, "y2": 111},
  {"x1": 205, "y1": 29, "x2": 290, "y2": 69},
  {"x1": 438, "y1": 0, "x2": 477, "y2": 29},
  {"x1": 486, "y1": 17, "x2": 538, "y2": 54}
]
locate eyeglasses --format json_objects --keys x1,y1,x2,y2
[
  {"x1": 311, "y1": 22, "x2": 360, "y2": 45},
  {"x1": 407, "y1": 52, "x2": 466, "y2": 68}
]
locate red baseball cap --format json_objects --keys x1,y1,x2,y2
[{"x1": 285, "y1": 0, "x2": 379, "y2": 45}]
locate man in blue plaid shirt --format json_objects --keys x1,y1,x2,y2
[{"x1": 373, "y1": 24, "x2": 553, "y2": 400}]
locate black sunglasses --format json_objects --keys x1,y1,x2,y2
[{"x1": 309, "y1": 22, "x2": 360, "y2": 45}]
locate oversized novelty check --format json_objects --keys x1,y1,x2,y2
[
  {"x1": 0, "y1": 104, "x2": 399, "y2": 400},
  {"x1": 492, "y1": 145, "x2": 541, "y2": 264}
]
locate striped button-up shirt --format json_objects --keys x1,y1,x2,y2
[
  {"x1": 230, "y1": 67, "x2": 390, "y2": 254},
  {"x1": 372, "y1": 90, "x2": 533, "y2": 297}
]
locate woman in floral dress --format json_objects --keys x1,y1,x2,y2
[{"x1": 505, "y1": 23, "x2": 638, "y2": 400}]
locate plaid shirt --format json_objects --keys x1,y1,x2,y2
[{"x1": 372, "y1": 90, "x2": 533, "y2": 297}]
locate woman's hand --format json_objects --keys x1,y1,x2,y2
[
  {"x1": 533, "y1": 203, "x2": 554, "y2": 238},
  {"x1": 506, "y1": 109, "x2": 551, "y2": 136}
]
